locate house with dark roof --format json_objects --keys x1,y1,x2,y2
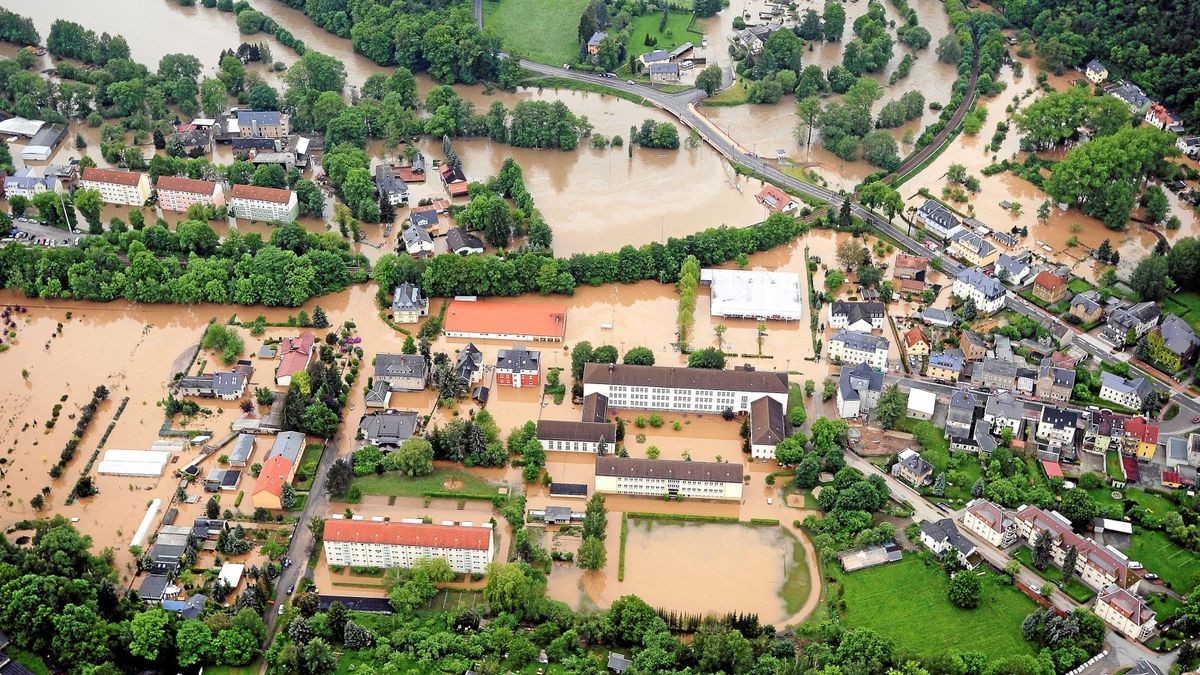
[
  {"x1": 828, "y1": 330, "x2": 889, "y2": 370},
  {"x1": 649, "y1": 62, "x2": 680, "y2": 83},
  {"x1": 1150, "y1": 314, "x2": 1200, "y2": 371},
  {"x1": 1036, "y1": 357, "x2": 1075, "y2": 403},
  {"x1": 582, "y1": 392, "x2": 609, "y2": 422},
  {"x1": 447, "y1": 228, "x2": 485, "y2": 255},
  {"x1": 927, "y1": 351, "x2": 964, "y2": 383},
  {"x1": 391, "y1": 282, "x2": 428, "y2": 324},
  {"x1": 1069, "y1": 291, "x2": 1104, "y2": 325},
  {"x1": 358, "y1": 409, "x2": 420, "y2": 447},
  {"x1": 1099, "y1": 371, "x2": 1153, "y2": 410},
  {"x1": 1101, "y1": 301, "x2": 1161, "y2": 347},
  {"x1": 949, "y1": 230, "x2": 998, "y2": 267},
  {"x1": 994, "y1": 253, "x2": 1031, "y2": 286},
  {"x1": 587, "y1": 31, "x2": 607, "y2": 56},
  {"x1": 497, "y1": 346, "x2": 541, "y2": 388},
  {"x1": 915, "y1": 199, "x2": 963, "y2": 239},
  {"x1": 454, "y1": 343, "x2": 484, "y2": 385},
  {"x1": 537, "y1": 420, "x2": 617, "y2": 453},
  {"x1": 401, "y1": 224, "x2": 434, "y2": 257},
  {"x1": 1037, "y1": 406, "x2": 1079, "y2": 446},
  {"x1": 957, "y1": 330, "x2": 986, "y2": 362},
  {"x1": 919, "y1": 307, "x2": 957, "y2": 328},
  {"x1": 374, "y1": 353, "x2": 429, "y2": 392},
  {"x1": 892, "y1": 448, "x2": 934, "y2": 487},
  {"x1": 978, "y1": 358, "x2": 1017, "y2": 390},
  {"x1": 137, "y1": 574, "x2": 174, "y2": 602},
  {"x1": 607, "y1": 652, "x2": 633, "y2": 674},
  {"x1": 952, "y1": 268, "x2": 1006, "y2": 315},
  {"x1": 830, "y1": 301, "x2": 885, "y2": 332},
  {"x1": 177, "y1": 361, "x2": 253, "y2": 400},
  {"x1": 1107, "y1": 81, "x2": 1150, "y2": 111},
  {"x1": 749, "y1": 396, "x2": 786, "y2": 459},
  {"x1": 1085, "y1": 59, "x2": 1109, "y2": 83},
  {"x1": 836, "y1": 362, "x2": 884, "y2": 419},
  {"x1": 229, "y1": 433, "x2": 255, "y2": 467},
  {"x1": 375, "y1": 164, "x2": 410, "y2": 206},
  {"x1": 594, "y1": 456, "x2": 744, "y2": 500},
  {"x1": 946, "y1": 390, "x2": 983, "y2": 436},
  {"x1": 984, "y1": 391, "x2": 1026, "y2": 436},
  {"x1": 949, "y1": 418, "x2": 999, "y2": 455},
  {"x1": 919, "y1": 518, "x2": 979, "y2": 567}
]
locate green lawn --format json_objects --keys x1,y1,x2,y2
[
  {"x1": 201, "y1": 666, "x2": 260, "y2": 675},
  {"x1": 628, "y1": 11, "x2": 704, "y2": 61},
  {"x1": 352, "y1": 467, "x2": 502, "y2": 499},
  {"x1": 294, "y1": 442, "x2": 325, "y2": 490},
  {"x1": 839, "y1": 555, "x2": 1037, "y2": 659},
  {"x1": 780, "y1": 532, "x2": 813, "y2": 614},
  {"x1": 1127, "y1": 529, "x2": 1200, "y2": 591},
  {"x1": 5, "y1": 648, "x2": 50, "y2": 675},
  {"x1": 1067, "y1": 278, "x2": 1094, "y2": 294},
  {"x1": 1086, "y1": 486, "x2": 1175, "y2": 520},
  {"x1": 1010, "y1": 546, "x2": 1096, "y2": 603},
  {"x1": 484, "y1": 0, "x2": 591, "y2": 66},
  {"x1": 1164, "y1": 292, "x2": 1200, "y2": 333},
  {"x1": 704, "y1": 79, "x2": 749, "y2": 106}
]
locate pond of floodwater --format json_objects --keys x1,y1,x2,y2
[{"x1": 545, "y1": 518, "x2": 802, "y2": 624}]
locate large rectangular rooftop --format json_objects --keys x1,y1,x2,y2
[{"x1": 699, "y1": 268, "x2": 802, "y2": 320}]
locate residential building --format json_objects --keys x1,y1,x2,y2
[
  {"x1": 1108, "y1": 81, "x2": 1150, "y2": 111},
  {"x1": 1166, "y1": 435, "x2": 1190, "y2": 469},
  {"x1": 496, "y1": 346, "x2": 541, "y2": 388},
  {"x1": 984, "y1": 392, "x2": 1025, "y2": 436},
  {"x1": 374, "y1": 164, "x2": 409, "y2": 206},
  {"x1": 1037, "y1": 407, "x2": 1079, "y2": 446},
  {"x1": 252, "y1": 455, "x2": 293, "y2": 510},
  {"x1": 700, "y1": 269, "x2": 803, "y2": 321},
  {"x1": 946, "y1": 390, "x2": 983, "y2": 436},
  {"x1": 950, "y1": 419, "x2": 999, "y2": 454},
  {"x1": 915, "y1": 199, "x2": 963, "y2": 239},
  {"x1": 1099, "y1": 372, "x2": 1153, "y2": 410},
  {"x1": 582, "y1": 392, "x2": 609, "y2": 422},
  {"x1": 754, "y1": 184, "x2": 799, "y2": 213},
  {"x1": 323, "y1": 519, "x2": 495, "y2": 574},
  {"x1": 639, "y1": 49, "x2": 671, "y2": 67},
  {"x1": 177, "y1": 361, "x2": 252, "y2": 400},
  {"x1": 586, "y1": 31, "x2": 606, "y2": 56},
  {"x1": 978, "y1": 358, "x2": 1018, "y2": 390},
  {"x1": 894, "y1": 254, "x2": 928, "y2": 280},
  {"x1": 1145, "y1": 103, "x2": 1185, "y2": 133},
  {"x1": 1036, "y1": 358, "x2": 1076, "y2": 403},
  {"x1": 1178, "y1": 136, "x2": 1200, "y2": 159},
  {"x1": 907, "y1": 388, "x2": 937, "y2": 421},
  {"x1": 156, "y1": 176, "x2": 225, "y2": 212},
  {"x1": 358, "y1": 410, "x2": 420, "y2": 447},
  {"x1": 994, "y1": 253, "x2": 1031, "y2": 286},
  {"x1": 1031, "y1": 270, "x2": 1069, "y2": 304},
  {"x1": 3, "y1": 167, "x2": 56, "y2": 199},
  {"x1": 275, "y1": 332, "x2": 315, "y2": 386},
  {"x1": 830, "y1": 301, "x2": 885, "y2": 332},
  {"x1": 903, "y1": 326, "x2": 931, "y2": 357},
  {"x1": 440, "y1": 164, "x2": 469, "y2": 197},
  {"x1": 961, "y1": 499, "x2": 1018, "y2": 548},
  {"x1": 228, "y1": 433, "x2": 255, "y2": 468},
  {"x1": 374, "y1": 353, "x2": 429, "y2": 392},
  {"x1": 228, "y1": 184, "x2": 298, "y2": 223},
  {"x1": 749, "y1": 396, "x2": 786, "y2": 459},
  {"x1": 892, "y1": 448, "x2": 934, "y2": 487},
  {"x1": 649, "y1": 62, "x2": 680, "y2": 83},
  {"x1": 1013, "y1": 505, "x2": 1132, "y2": 590},
  {"x1": 453, "y1": 343, "x2": 484, "y2": 385},
  {"x1": 235, "y1": 110, "x2": 290, "y2": 138},
  {"x1": 173, "y1": 125, "x2": 212, "y2": 154},
  {"x1": 952, "y1": 268, "x2": 1006, "y2": 315},
  {"x1": 1084, "y1": 409, "x2": 1126, "y2": 455},
  {"x1": 447, "y1": 228, "x2": 486, "y2": 255},
  {"x1": 1085, "y1": 59, "x2": 1109, "y2": 84},
  {"x1": 80, "y1": 167, "x2": 151, "y2": 206},
  {"x1": 594, "y1": 456, "x2": 744, "y2": 500},
  {"x1": 1150, "y1": 314, "x2": 1200, "y2": 371},
  {"x1": 582, "y1": 363, "x2": 789, "y2": 414},
  {"x1": 1069, "y1": 291, "x2": 1104, "y2": 325},
  {"x1": 731, "y1": 23, "x2": 780, "y2": 55},
  {"x1": 919, "y1": 308, "x2": 957, "y2": 328},
  {"x1": 409, "y1": 208, "x2": 438, "y2": 229},
  {"x1": 828, "y1": 331, "x2": 889, "y2": 370},
  {"x1": 1095, "y1": 586, "x2": 1157, "y2": 641},
  {"x1": 927, "y1": 351, "x2": 964, "y2": 383},
  {"x1": 949, "y1": 230, "x2": 999, "y2": 267},
  {"x1": 401, "y1": 225, "x2": 435, "y2": 257},
  {"x1": 959, "y1": 331, "x2": 987, "y2": 361},
  {"x1": 1123, "y1": 416, "x2": 1160, "y2": 460},
  {"x1": 919, "y1": 518, "x2": 978, "y2": 566},
  {"x1": 444, "y1": 299, "x2": 568, "y2": 342},
  {"x1": 390, "y1": 282, "x2": 428, "y2": 324},
  {"x1": 1101, "y1": 301, "x2": 1161, "y2": 347},
  {"x1": 836, "y1": 362, "x2": 884, "y2": 418},
  {"x1": 536, "y1": 420, "x2": 617, "y2": 453},
  {"x1": 20, "y1": 123, "x2": 66, "y2": 161}
]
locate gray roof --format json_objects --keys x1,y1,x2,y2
[
  {"x1": 641, "y1": 49, "x2": 670, "y2": 63},
  {"x1": 1070, "y1": 291, "x2": 1102, "y2": 314},
  {"x1": 137, "y1": 574, "x2": 171, "y2": 601},
  {"x1": 536, "y1": 420, "x2": 617, "y2": 444},
  {"x1": 831, "y1": 330, "x2": 889, "y2": 353},
  {"x1": 375, "y1": 353, "x2": 429, "y2": 380},
  {"x1": 607, "y1": 653, "x2": 632, "y2": 673},
  {"x1": 949, "y1": 389, "x2": 981, "y2": 411},
  {"x1": 230, "y1": 433, "x2": 255, "y2": 464},
  {"x1": 391, "y1": 282, "x2": 423, "y2": 312},
  {"x1": 26, "y1": 123, "x2": 65, "y2": 150},
  {"x1": 497, "y1": 346, "x2": 540, "y2": 372},
  {"x1": 831, "y1": 301, "x2": 885, "y2": 325},
  {"x1": 212, "y1": 368, "x2": 249, "y2": 397},
  {"x1": 3, "y1": 167, "x2": 54, "y2": 192},
  {"x1": 921, "y1": 308, "x2": 956, "y2": 326},
  {"x1": 1086, "y1": 59, "x2": 1106, "y2": 73},
  {"x1": 409, "y1": 208, "x2": 438, "y2": 227},
  {"x1": 454, "y1": 343, "x2": 483, "y2": 382},
  {"x1": 961, "y1": 331, "x2": 986, "y2": 349},
  {"x1": 668, "y1": 42, "x2": 694, "y2": 59},
  {"x1": 1108, "y1": 301, "x2": 1161, "y2": 333},
  {"x1": 1100, "y1": 371, "x2": 1152, "y2": 400},
  {"x1": 918, "y1": 200, "x2": 961, "y2": 230},
  {"x1": 921, "y1": 518, "x2": 976, "y2": 555},
  {"x1": 402, "y1": 225, "x2": 433, "y2": 248},
  {"x1": 951, "y1": 230, "x2": 995, "y2": 258},
  {"x1": 956, "y1": 267, "x2": 1005, "y2": 300},
  {"x1": 595, "y1": 455, "x2": 744, "y2": 483},
  {"x1": 750, "y1": 396, "x2": 786, "y2": 446},
  {"x1": 588, "y1": 31, "x2": 607, "y2": 46},
  {"x1": 375, "y1": 164, "x2": 408, "y2": 197},
  {"x1": 1041, "y1": 406, "x2": 1079, "y2": 430},
  {"x1": 896, "y1": 451, "x2": 934, "y2": 479},
  {"x1": 994, "y1": 253, "x2": 1028, "y2": 280},
  {"x1": 268, "y1": 431, "x2": 305, "y2": 463},
  {"x1": 929, "y1": 351, "x2": 964, "y2": 373},
  {"x1": 649, "y1": 62, "x2": 679, "y2": 75},
  {"x1": 236, "y1": 110, "x2": 283, "y2": 126},
  {"x1": 1039, "y1": 358, "x2": 1076, "y2": 389},
  {"x1": 839, "y1": 362, "x2": 884, "y2": 402},
  {"x1": 1109, "y1": 82, "x2": 1149, "y2": 108},
  {"x1": 358, "y1": 410, "x2": 419, "y2": 446},
  {"x1": 1167, "y1": 436, "x2": 1189, "y2": 461},
  {"x1": 365, "y1": 379, "x2": 391, "y2": 406},
  {"x1": 583, "y1": 363, "x2": 788, "y2": 394},
  {"x1": 1159, "y1": 314, "x2": 1199, "y2": 356},
  {"x1": 980, "y1": 358, "x2": 1018, "y2": 381},
  {"x1": 447, "y1": 227, "x2": 484, "y2": 253},
  {"x1": 985, "y1": 391, "x2": 1024, "y2": 420}
]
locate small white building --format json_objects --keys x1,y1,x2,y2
[
  {"x1": 97, "y1": 449, "x2": 171, "y2": 477},
  {"x1": 918, "y1": 518, "x2": 978, "y2": 567},
  {"x1": 594, "y1": 456, "x2": 744, "y2": 500},
  {"x1": 1098, "y1": 371, "x2": 1153, "y2": 410},
  {"x1": 217, "y1": 563, "x2": 245, "y2": 589},
  {"x1": 1085, "y1": 59, "x2": 1109, "y2": 84},
  {"x1": 536, "y1": 420, "x2": 617, "y2": 453},
  {"x1": 749, "y1": 396, "x2": 786, "y2": 459},
  {"x1": 906, "y1": 388, "x2": 937, "y2": 421},
  {"x1": 829, "y1": 301, "x2": 885, "y2": 332},
  {"x1": 827, "y1": 331, "x2": 889, "y2": 371},
  {"x1": 952, "y1": 268, "x2": 1006, "y2": 315}
]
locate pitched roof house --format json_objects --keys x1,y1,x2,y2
[
  {"x1": 275, "y1": 332, "x2": 315, "y2": 386},
  {"x1": 1032, "y1": 270, "x2": 1069, "y2": 304}
]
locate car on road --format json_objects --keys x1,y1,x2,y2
[
  {"x1": 1146, "y1": 573, "x2": 1160, "y2": 581},
  {"x1": 562, "y1": 64, "x2": 570, "y2": 69},
  {"x1": 627, "y1": 80, "x2": 634, "y2": 85},
  {"x1": 287, "y1": 584, "x2": 295, "y2": 595},
  {"x1": 935, "y1": 501, "x2": 952, "y2": 512},
  {"x1": 278, "y1": 604, "x2": 285, "y2": 615},
  {"x1": 603, "y1": 72, "x2": 616, "y2": 78},
  {"x1": 1192, "y1": 416, "x2": 1199, "y2": 423}
]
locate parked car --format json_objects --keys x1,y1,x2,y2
[
  {"x1": 286, "y1": 584, "x2": 295, "y2": 595},
  {"x1": 278, "y1": 604, "x2": 285, "y2": 615}
]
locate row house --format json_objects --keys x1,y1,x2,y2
[
  {"x1": 961, "y1": 499, "x2": 1018, "y2": 548},
  {"x1": 915, "y1": 199, "x2": 963, "y2": 240},
  {"x1": 1013, "y1": 505, "x2": 1133, "y2": 590},
  {"x1": 1083, "y1": 409, "x2": 1125, "y2": 455},
  {"x1": 1123, "y1": 416, "x2": 1160, "y2": 460},
  {"x1": 1035, "y1": 358, "x2": 1075, "y2": 403},
  {"x1": 946, "y1": 390, "x2": 984, "y2": 437},
  {"x1": 959, "y1": 331, "x2": 987, "y2": 361},
  {"x1": 828, "y1": 331, "x2": 889, "y2": 371},
  {"x1": 948, "y1": 230, "x2": 999, "y2": 267},
  {"x1": 156, "y1": 176, "x2": 225, "y2": 213},
  {"x1": 1095, "y1": 586, "x2": 1157, "y2": 642},
  {"x1": 323, "y1": 519, "x2": 495, "y2": 575},
  {"x1": 1037, "y1": 406, "x2": 1079, "y2": 447},
  {"x1": 228, "y1": 184, "x2": 298, "y2": 223},
  {"x1": 927, "y1": 351, "x2": 964, "y2": 383},
  {"x1": 1145, "y1": 103, "x2": 1185, "y2": 133}
]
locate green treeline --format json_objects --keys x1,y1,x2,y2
[{"x1": 0, "y1": 221, "x2": 365, "y2": 306}]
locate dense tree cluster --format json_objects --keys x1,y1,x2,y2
[
  {"x1": 282, "y1": 353, "x2": 349, "y2": 438},
  {"x1": 1013, "y1": 85, "x2": 1130, "y2": 149},
  {"x1": 818, "y1": 77, "x2": 883, "y2": 162},
  {"x1": 843, "y1": 2, "x2": 895, "y2": 75},
  {"x1": 1021, "y1": 608, "x2": 1107, "y2": 673},
  {"x1": 427, "y1": 409, "x2": 507, "y2": 467},
  {"x1": 0, "y1": 8, "x2": 38, "y2": 45}
]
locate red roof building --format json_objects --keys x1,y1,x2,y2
[
  {"x1": 1014, "y1": 505, "x2": 1131, "y2": 589},
  {"x1": 1032, "y1": 270, "x2": 1069, "y2": 304},
  {"x1": 275, "y1": 332, "x2": 315, "y2": 386},
  {"x1": 444, "y1": 299, "x2": 568, "y2": 342},
  {"x1": 251, "y1": 455, "x2": 292, "y2": 509},
  {"x1": 1040, "y1": 459, "x2": 1064, "y2": 480},
  {"x1": 754, "y1": 185, "x2": 799, "y2": 213},
  {"x1": 322, "y1": 519, "x2": 496, "y2": 574},
  {"x1": 894, "y1": 254, "x2": 929, "y2": 280}
]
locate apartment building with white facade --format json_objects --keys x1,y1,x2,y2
[
  {"x1": 228, "y1": 184, "x2": 299, "y2": 223},
  {"x1": 827, "y1": 331, "x2": 889, "y2": 371},
  {"x1": 952, "y1": 268, "x2": 1006, "y2": 315},
  {"x1": 1013, "y1": 505, "x2": 1133, "y2": 590},
  {"x1": 594, "y1": 456, "x2": 744, "y2": 500},
  {"x1": 536, "y1": 420, "x2": 617, "y2": 453},
  {"x1": 961, "y1": 499, "x2": 1018, "y2": 549},
  {"x1": 80, "y1": 167, "x2": 151, "y2": 206},
  {"x1": 581, "y1": 363, "x2": 788, "y2": 414},
  {"x1": 156, "y1": 176, "x2": 226, "y2": 212},
  {"x1": 1095, "y1": 585, "x2": 1157, "y2": 642},
  {"x1": 322, "y1": 518, "x2": 494, "y2": 574}
]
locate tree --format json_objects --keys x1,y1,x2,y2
[
  {"x1": 1061, "y1": 544, "x2": 1078, "y2": 582},
  {"x1": 577, "y1": 536, "x2": 607, "y2": 569},
  {"x1": 324, "y1": 458, "x2": 353, "y2": 498},
  {"x1": 175, "y1": 619, "x2": 213, "y2": 667},
  {"x1": 130, "y1": 608, "x2": 174, "y2": 661},
  {"x1": 73, "y1": 188, "x2": 103, "y2": 232},
  {"x1": 696, "y1": 65, "x2": 722, "y2": 96},
  {"x1": 687, "y1": 347, "x2": 726, "y2": 369},
  {"x1": 1032, "y1": 529, "x2": 1053, "y2": 570},
  {"x1": 971, "y1": 478, "x2": 985, "y2": 498},
  {"x1": 281, "y1": 483, "x2": 298, "y2": 509},
  {"x1": 1129, "y1": 256, "x2": 1172, "y2": 301},
  {"x1": 795, "y1": 454, "x2": 821, "y2": 488},
  {"x1": 302, "y1": 637, "x2": 336, "y2": 675},
  {"x1": 1142, "y1": 185, "x2": 1170, "y2": 224},
  {"x1": 936, "y1": 34, "x2": 962, "y2": 64},
  {"x1": 836, "y1": 238, "x2": 870, "y2": 270},
  {"x1": 824, "y1": 269, "x2": 845, "y2": 294},
  {"x1": 948, "y1": 572, "x2": 982, "y2": 609},
  {"x1": 622, "y1": 346, "x2": 655, "y2": 365},
  {"x1": 874, "y1": 385, "x2": 905, "y2": 429},
  {"x1": 823, "y1": 1, "x2": 846, "y2": 41},
  {"x1": 301, "y1": 402, "x2": 340, "y2": 438},
  {"x1": 1059, "y1": 489, "x2": 1098, "y2": 530},
  {"x1": 206, "y1": 495, "x2": 220, "y2": 519},
  {"x1": 583, "y1": 493, "x2": 608, "y2": 540},
  {"x1": 862, "y1": 130, "x2": 900, "y2": 171},
  {"x1": 392, "y1": 437, "x2": 434, "y2": 476},
  {"x1": 483, "y1": 563, "x2": 543, "y2": 616}
]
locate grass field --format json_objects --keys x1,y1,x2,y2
[
  {"x1": 202, "y1": 666, "x2": 259, "y2": 675},
  {"x1": 6, "y1": 648, "x2": 50, "y2": 675},
  {"x1": 1011, "y1": 546, "x2": 1096, "y2": 603},
  {"x1": 704, "y1": 79, "x2": 749, "y2": 105},
  {"x1": 839, "y1": 555, "x2": 1037, "y2": 659},
  {"x1": 1164, "y1": 292, "x2": 1200, "y2": 333},
  {"x1": 1127, "y1": 529, "x2": 1200, "y2": 591},
  {"x1": 1086, "y1": 486, "x2": 1175, "y2": 520},
  {"x1": 484, "y1": 0, "x2": 591, "y2": 66},
  {"x1": 780, "y1": 532, "x2": 813, "y2": 613},
  {"x1": 1067, "y1": 278, "x2": 1094, "y2": 294},
  {"x1": 293, "y1": 442, "x2": 325, "y2": 490},
  {"x1": 628, "y1": 11, "x2": 703, "y2": 61},
  {"x1": 352, "y1": 467, "x2": 502, "y2": 499}
]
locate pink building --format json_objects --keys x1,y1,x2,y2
[{"x1": 156, "y1": 176, "x2": 226, "y2": 213}]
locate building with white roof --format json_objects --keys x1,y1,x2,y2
[
  {"x1": 906, "y1": 387, "x2": 937, "y2": 420},
  {"x1": 97, "y1": 449, "x2": 171, "y2": 476},
  {"x1": 699, "y1": 268, "x2": 802, "y2": 321}
]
